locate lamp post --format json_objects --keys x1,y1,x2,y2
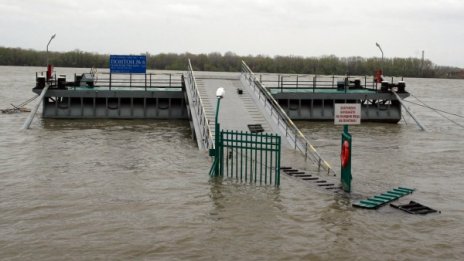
[
  {"x1": 212, "y1": 87, "x2": 225, "y2": 176},
  {"x1": 375, "y1": 42, "x2": 384, "y2": 72},
  {"x1": 46, "y1": 34, "x2": 56, "y2": 81},
  {"x1": 46, "y1": 34, "x2": 56, "y2": 66}
]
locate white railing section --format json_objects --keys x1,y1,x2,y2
[
  {"x1": 240, "y1": 61, "x2": 336, "y2": 176},
  {"x1": 185, "y1": 59, "x2": 214, "y2": 150}
]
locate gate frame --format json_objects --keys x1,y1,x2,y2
[{"x1": 217, "y1": 130, "x2": 281, "y2": 186}]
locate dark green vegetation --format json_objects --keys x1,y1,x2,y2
[{"x1": 1, "y1": 47, "x2": 462, "y2": 78}]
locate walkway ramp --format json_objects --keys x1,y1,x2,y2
[
  {"x1": 185, "y1": 61, "x2": 280, "y2": 151},
  {"x1": 194, "y1": 72, "x2": 272, "y2": 136},
  {"x1": 185, "y1": 60, "x2": 336, "y2": 178}
]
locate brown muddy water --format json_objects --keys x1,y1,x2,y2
[{"x1": 1, "y1": 66, "x2": 463, "y2": 260}]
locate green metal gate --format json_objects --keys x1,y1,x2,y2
[{"x1": 211, "y1": 130, "x2": 281, "y2": 186}]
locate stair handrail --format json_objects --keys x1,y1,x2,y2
[
  {"x1": 186, "y1": 59, "x2": 214, "y2": 150},
  {"x1": 241, "y1": 61, "x2": 336, "y2": 176}
]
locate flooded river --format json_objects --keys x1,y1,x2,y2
[{"x1": 1, "y1": 66, "x2": 463, "y2": 260}]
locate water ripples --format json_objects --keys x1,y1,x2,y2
[{"x1": 1, "y1": 67, "x2": 463, "y2": 260}]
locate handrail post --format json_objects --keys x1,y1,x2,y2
[
  {"x1": 294, "y1": 134, "x2": 297, "y2": 150},
  {"x1": 313, "y1": 76, "x2": 316, "y2": 93},
  {"x1": 305, "y1": 143, "x2": 308, "y2": 159}
]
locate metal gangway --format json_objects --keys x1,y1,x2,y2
[
  {"x1": 184, "y1": 59, "x2": 336, "y2": 176},
  {"x1": 240, "y1": 61, "x2": 336, "y2": 176}
]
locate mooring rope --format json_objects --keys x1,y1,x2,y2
[
  {"x1": 1, "y1": 95, "x2": 39, "y2": 113},
  {"x1": 405, "y1": 94, "x2": 464, "y2": 129},
  {"x1": 17, "y1": 95, "x2": 39, "y2": 108},
  {"x1": 408, "y1": 94, "x2": 464, "y2": 118}
]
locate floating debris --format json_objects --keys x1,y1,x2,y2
[
  {"x1": 2, "y1": 95, "x2": 38, "y2": 114},
  {"x1": 390, "y1": 201, "x2": 440, "y2": 215},
  {"x1": 1, "y1": 106, "x2": 31, "y2": 114}
]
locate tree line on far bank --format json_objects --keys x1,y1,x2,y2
[{"x1": 0, "y1": 46, "x2": 462, "y2": 79}]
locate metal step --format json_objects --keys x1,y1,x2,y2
[
  {"x1": 317, "y1": 183, "x2": 335, "y2": 187},
  {"x1": 302, "y1": 177, "x2": 319, "y2": 180},
  {"x1": 352, "y1": 187, "x2": 415, "y2": 209},
  {"x1": 286, "y1": 172, "x2": 305, "y2": 176},
  {"x1": 283, "y1": 169, "x2": 299, "y2": 173},
  {"x1": 247, "y1": 124, "x2": 264, "y2": 133}
]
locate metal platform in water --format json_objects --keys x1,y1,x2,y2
[
  {"x1": 32, "y1": 72, "x2": 187, "y2": 119},
  {"x1": 262, "y1": 75, "x2": 410, "y2": 123},
  {"x1": 31, "y1": 61, "x2": 410, "y2": 180}
]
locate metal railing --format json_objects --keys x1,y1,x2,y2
[
  {"x1": 241, "y1": 61, "x2": 336, "y2": 176},
  {"x1": 258, "y1": 74, "x2": 404, "y2": 92},
  {"x1": 185, "y1": 59, "x2": 214, "y2": 150},
  {"x1": 96, "y1": 72, "x2": 182, "y2": 90},
  {"x1": 36, "y1": 71, "x2": 183, "y2": 91}
]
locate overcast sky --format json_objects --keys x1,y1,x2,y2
[{"x1": 1, "y1": 0, "x2": 463, "y2": 67}]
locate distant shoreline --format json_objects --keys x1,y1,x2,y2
[{"x1": 1, "y1": 46, "x2": 463, "y2": 79}]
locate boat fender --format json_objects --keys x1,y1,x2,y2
[{"x1": 341, "y1": 140, "x2": 350, "y2": 167}]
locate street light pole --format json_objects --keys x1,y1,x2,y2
[
  {"x1": 46, "y1": 34, "x2": 56, "y2": 81},
  {"x1": 211, "y1": 87, "x2": 225, "y2": 176},
  {"x1": 375, "y1": 42, "x2": 384, "y2": 73},
  {"x1": 46, "y1": 34, "x2": 56, "y2": 66}
]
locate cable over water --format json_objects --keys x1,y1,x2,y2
[{"x1": 405, "y1": 94, "x2": 464, "y2": 129}]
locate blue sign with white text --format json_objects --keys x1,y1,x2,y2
[{"x1": 110, "y1": 55, "x2": 146, "y2": 74}]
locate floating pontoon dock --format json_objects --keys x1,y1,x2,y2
[
  {"x1": 32, "y1": 61, "x2": 411, "y2": 176},
  {"x1": 33, "y1": 72, "x2": 187, "y2": 119}
]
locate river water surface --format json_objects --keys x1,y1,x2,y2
[{"x1": 1, "y1": 66, "x2": 463, "y2": 260}]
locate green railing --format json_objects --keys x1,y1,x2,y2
[{"x1": 213, "y1": 130, "x2": 281, "y2": 186}]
